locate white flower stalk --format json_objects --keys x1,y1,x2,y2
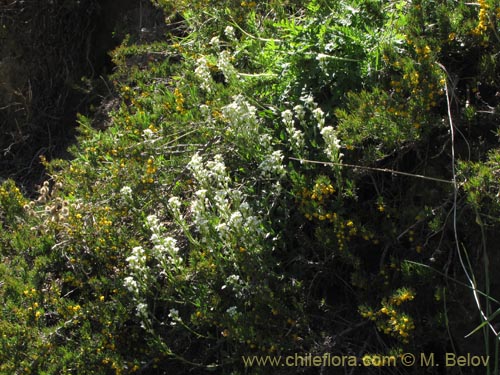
[
  {"x1": 213, "y1": 190, "x2": 231, "y2": 219},
  {"x1": 290, "y1": 129, "x2": 305, "y2": 152},
  {"x1": 316, "y1": 53, "x2": 330, "y2": 72},
  {"x1": 282, "y1": 109, "x2": 305, "y2": 155},
  {"x1": 259, "y1": 150, "x2": 286, "y2": 179},
  {"x1": 126, "y1": 246, "x2": 147, "y2": 274},
  {"x1": 281, "y1": 109, "x2": 294, "y2": 128},
  {"x1": 168, "y1": 196, "x2": 182, "y2": 210},
  {"x1": 218, "y1": 50, "x2": 238, "y2": 82},
  {"x1": 142, "y1": 128, "x2": 157, "y2": 143},
  {"x1": 168, "y1": 196, "x2": 183, "y2": 220},
  {"x1": 312, "y1": 107, "x2": 325, "y2": 130},
  {"x1": 123, "y1": 276, "x2": 139, "y2": 295},
  {"x1": 194, "y1": 56, "x2": 214, "y2": 93},
  {"x1": 146, "y1": 215, "x2": 160, "y2": 231},
  {"x1": 293, "y1": 104, "x2": 306, "y2": 122},
  {"x1": 221, "y1": 95, "x2": 274, "y2": 152},
  {"x1": 199, "y1": 104, "x2": 212, "y2": 122},
  {"x1": 226, "y1": 306, "x2": 238, "y2": 318},
  {"x1": 320, "y1": 126, "x2": 344, "y2": 163},
  {"x1": 145, "y1": 213, "x2": 183, "y2": 268},
  {"x1": 209, "y1": 36, "x2": 220, "y2": 48},
  {"x1": 188, "y1": 153, "x2": 230, "y2": 189},
  {"x1": 222, "y1": 274, "x2": 247, "y2": 299},
  {"x1": 300, "y1": 91, "x2": 316, "y2": 110},
  {"x1": 224, "y1": 25, "x2": 236, "y2": 41},
  {"x1": 222, "y1": 95, "x2": 258, "y2": 128},
  {"x1": 136, "y1": 302, "x2": 149, "y2": 319},
  {"x1": 168, "y1": 308, "x2": 182, "y2": 326},
  {"x1": 120, "y1": 186, "x2": 132, "y2": 199},
  {"x1": 228, "y1": 211, "x2": 243, "y2": 229}
]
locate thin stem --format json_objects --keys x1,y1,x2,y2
[{"x1": 288, "y1": 157, "x2": 454, "y2": 184}]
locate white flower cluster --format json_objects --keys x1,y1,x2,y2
[
  {"x1": 123, "y1": 276, "x2": 139, "y2": 295},
  {"x1": 300, "y1": 91, "x2": 316, "y2": 110},
  {"x1": 167, "y1": 196, "x2": 182, "y2": 220},
  {"x1": 222, "y1": 94, "x2": 256, "y2": 126},
  {"x1": 120, "y1": 185, "x2": 132, "y2": 199},
  {"x1": 186, "y1": 153, "x2": 265, "y2": 253},
  {"x1": 320, "y1": 126, "x2": 344, "y2": 163},
  {"x1": 126, "y1": 246, "x2": 147, "y2": 279},
  {"x1": 188, "y1": 153, "x2": 230, "y2": 190},
  {"x1": 194, "y1": 56, "x2": 214, "y2": 93},
  {"x1": 209, "y1": 36, "x2": 220, "y2": 48},
  {"x1": 259, "y1": 150, "x2": 286, "y2": 179},
  {"x1": 316, "y1": 53, "x2": 331, "y2": 73},
  {"x1": 293, "y1": 105, "x2": 306, "y2": 122},
  {"x1": 222, "y1": 95, "x2": 273, "y2": 151},
  {"x1": 226, "y1": 306, "x2": 238, "y2": 318},
  {"x1": 224, "y1": 25, "x2": 236, "y2": 42},
  {"x1": 123, "y1": 215, "x2": 184, "y2": 330},
  {"x1": 136, "y1": 302, "x2": 149, "y2": 323},
  {"x1": 168, "y1": 308, "x2": 182, "y2": 326},
  {"x1": 124, "y1": 245, "x2": 152, "y2": 328},
  {"x1": 199, "y1": 104, "x2": 212, "y2": 122},
  {"x1": 221, "y1": 274, "x2": 247, "y2": 299},
  {"x1": 217, "y1": 50, "x2": 238, "y2": 83},
  {"x1": 146, "y1": 214, "x2": 183, "y2": 269},
  {"x1": 281, "y1": 109, "x2": 305, "y2": 155},
  {"x1": 297, "y1": 89, "x2": 343, "y2": 164},
  {"x1": 312, "y1": 107, "x2": 325, "y2": 130}
]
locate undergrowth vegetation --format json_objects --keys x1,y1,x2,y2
[{"x1": 1, "y1": 0, "x2": 500, "y2": 374}]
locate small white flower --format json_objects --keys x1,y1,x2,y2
[
  {"x1": 136, "y1": 302, "x2": 149, "y2": 318},
  {"x1": 229, "y1": 211, "x2": 243, "y2": 228},
  {"x1": 293, "y1": 105, "x2": 306, "y2": 122},
  {"x1": 218, "y1": 50, "x2": 237, "y2": 82},
  {"x1": 312, "y1": 107, "x2": 325, "y2": 129},
  {"x1": 227, "y1": 274, "x2": 240, "y2": 284},
  {"x1": 163, "y1": 237, "x2": 179, "y2": 254},
  {"x1": 300, "y1": 92, "x2": 316, "y2": 108},
  {"x1": 209, "y1": 36, "x2": 220, "y2": 47},
  {"x1": 290, "y1": 129, "x2": 305, "y2": 151},
  {"x1": 200, "y1": 104, "x2": 211, "y2": 119},
  {"x1": 168, "y1": 308, "x2": 181, "y2": 326},
  {"x1": 123, "y1": 276, "x2": 139, "y2": 294},
  {"x1": 120, "y1": 186, "x2": 132, "y2": 198},
  {"x1": 325, "y1": 42, "x2": 335, "y2": 52},
  {"x1": 194, "y1": 57, "x2": 214, "y2": 93},
  {"x1": 168, "y1": 196, "x2": 182, "y2": 210},
  {"x1": 142, "y1": 128, "x2": 155, "y2": 140},
  {"x1": 281, "y1": 109, "x2": 294, "y2": 127},
  {"x1": 320, "y1": 126, "x2": 343, "y2": 162},
  {"x1": 259, "y1": 150, "x2": 285, "y2": 178},
  {"x1": 224, "y1": 25, "x2": 236, "y2": 41},
  {"x1": 146, "y1": 214, "x2": 160, "y2": 230},
  {"x1": 226, "y1": 306, "x2": 238, "y2": 317}
]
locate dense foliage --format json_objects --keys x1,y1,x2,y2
[{"x1": 1, "y1": 0, "x2": 500, "y2": 374}]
